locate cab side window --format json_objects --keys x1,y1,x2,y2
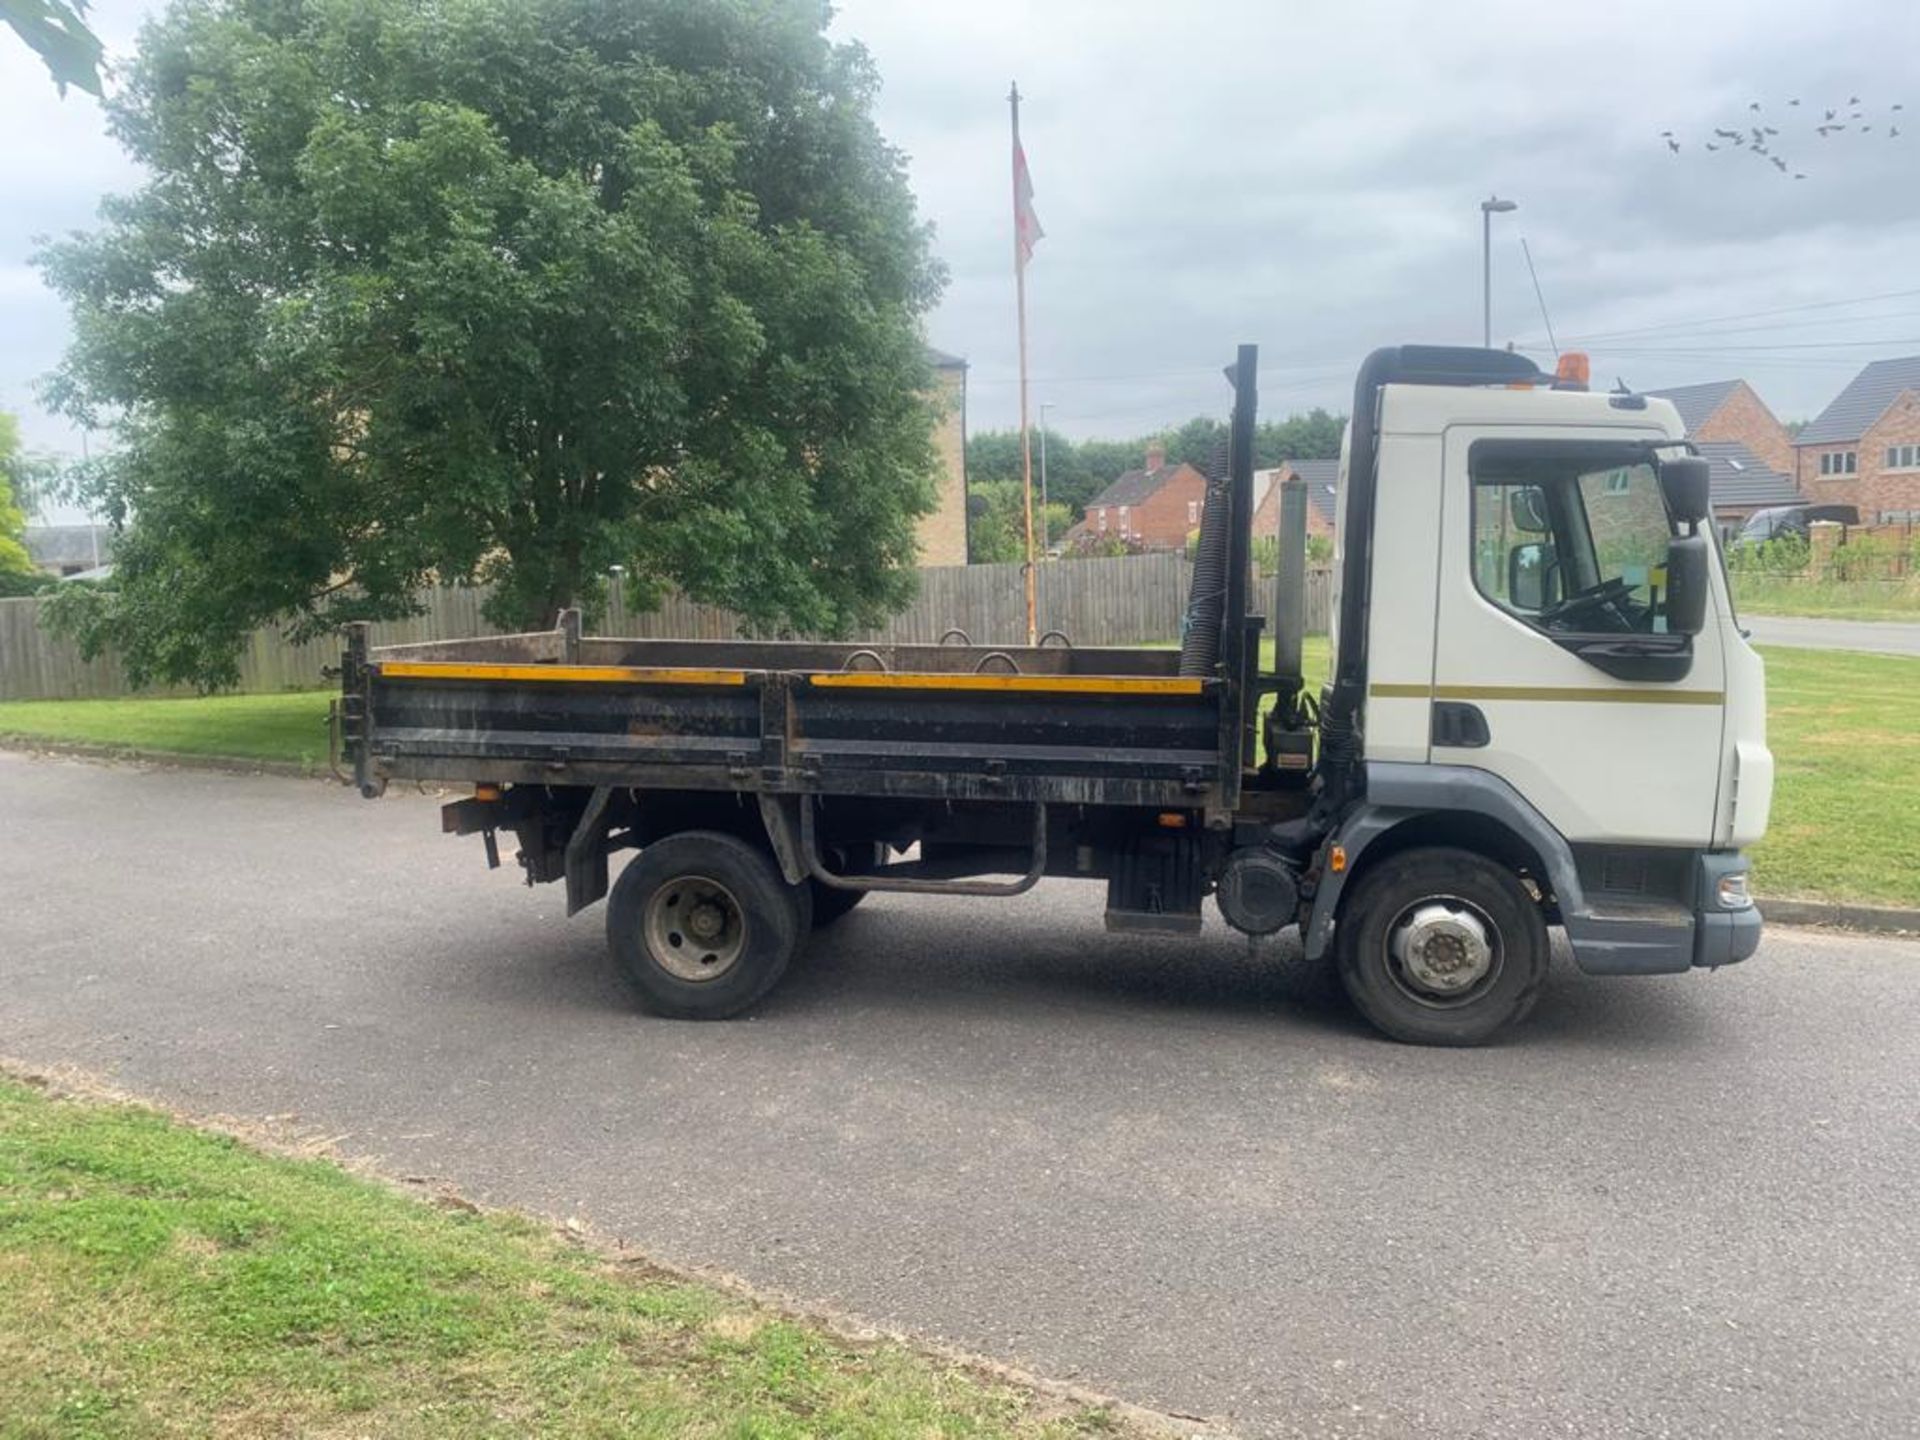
[
  {"x1": 1472, "y1": 482, "x2": 1560, "y2": 613},
  {"x1": 1469, "y1": 445, "x2": 1677, "y2": 637}
]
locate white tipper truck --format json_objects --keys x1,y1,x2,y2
[{"x1": 343, "y1": 343, "x2": 1771, "y2": 1046}]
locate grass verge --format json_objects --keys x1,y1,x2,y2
[
  {"x1": 1750, "y1": 646, "x2": 1920, "y2": 906},
  {"x1": 1732, "y1": 575, "x2": 1920, "y2": 622},
  {"x1": 0, "y1": 637, "x2": 1913, "y2": 906},
  {"x1": 0, "y1": 1072, "x2": 1142, "y2": 1439},
  {"x1": 0, "y1": 690, "x2": 332, "y2": 768}
]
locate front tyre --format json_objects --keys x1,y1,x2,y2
[
  {"x1": 1334, "y1": 846, "x2": 1548, "y2": 1046},
  {"x1": 607, "y1": 831, "x2": 809, "y2": 1019}
]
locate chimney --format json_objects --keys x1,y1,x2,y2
[{"x1": 1144, "y1": 442, "x2": 1166, "y2": 472}]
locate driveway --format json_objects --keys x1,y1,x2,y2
[
  {"x1": 1743, "y1": 614, "x2": 1920, "y2": 656},
  {"x1": 4, "y1": 752, "x2": 1917, "y2": 1439}
]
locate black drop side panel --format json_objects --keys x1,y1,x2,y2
[{"x1": 367, "y1": 678, "x2": 762, "y2": 766}]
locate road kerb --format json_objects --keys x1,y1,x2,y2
[{"x1": 1761, "y1": 897, "x2": 1920, "y2": 935}]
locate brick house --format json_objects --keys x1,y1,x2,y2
[
  {"x1": 1692, "y1": 442, "x2": 1799, "y2": 536},
  {"x1": 1069, "y1": 444, "x2": 1208, "y2": 551},
  {"x1": 1250, "y1": 458, "x2": 1338, "y2": 541},
  {"x1": 1792, "y1": 355, "x2": 1920, "y2": 523},
  {"x1": 917, "y1": 347, "x2": 970, "y2": 566},
  {"x1": 1644, "y1": 379, "x2": 1795, "y2": 474}
]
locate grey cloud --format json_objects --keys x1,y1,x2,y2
[
  {"x1": 5, "y1": 0, "x2": 1918, "y2": 475},
  {"x1": 839, "y1": 0, "x2": 1920, "y2": 432}
]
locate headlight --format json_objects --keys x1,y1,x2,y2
[{"x1": 1716, "y1": 872, "x2": 1753, "y2": 909}]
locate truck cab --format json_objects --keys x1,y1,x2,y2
[{"x1": 1299, "y1": 347, "x2": 1768, "y2": 1038}]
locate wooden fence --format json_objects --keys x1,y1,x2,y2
[{"x1": 0, "y1": 554, "x2": 1331, "y2": 702}]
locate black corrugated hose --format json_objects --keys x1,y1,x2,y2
[{"x1": 1177, "y1": 438, "x2": 1232, "y2": 677}]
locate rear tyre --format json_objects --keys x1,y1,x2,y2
[
  {"x1": 1334, "y1": 846, "x2": 1548, "y2": 1046},
  {"x1": 607, "y1": 831, "x2": 809, "y2": 1019}
]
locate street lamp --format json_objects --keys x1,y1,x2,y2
[
  {"x1": 1037, "y1": 401, "x2": 1052, "y2": 551},
  {"x1": 1480, "y1": 195, "x2": 1517, "y2": 348}
]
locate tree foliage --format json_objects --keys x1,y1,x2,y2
[
  {"x1": 1, "y1": 0, "x2": 105, "y2": 96},
  {"x1": 40, "y1": 0, "x2": 944, "y2": 689},
  {"x1": 0, "y1": 413, "x2": 38, "y2": 580},
  {"x1": 964, "y1": 479, "x2": 1067, "y2": 564},
  {"x1": 965, "y1": 407, "x2": 1345, "y2": 523}
]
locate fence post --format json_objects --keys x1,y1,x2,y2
[{"x1": 1808, "y1": 520, "x2": 1842, "y2": 579}]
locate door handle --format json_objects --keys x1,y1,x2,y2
[{"x1": 1431, "y1": 701, "x2": 1490, "y2": 748}]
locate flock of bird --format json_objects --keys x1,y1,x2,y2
[{"x1": 1659, "y1": 97, "x2": 1904, "y2": 179}]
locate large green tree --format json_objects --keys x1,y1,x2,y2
[{"x1": 41, "y1": 0, "x2": 944, "y2": 688}]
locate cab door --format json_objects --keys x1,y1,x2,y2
[{"x1": 1425, "y1": 430, "x2": 1725, "y2": 846}]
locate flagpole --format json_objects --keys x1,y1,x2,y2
[{"x1": 1009, "y1": 80, "x2": 1038, "y2": 647}]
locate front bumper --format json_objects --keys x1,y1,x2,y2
[
  {"x1": 1565, "y1": 850, "x2": 1761, "y2": 975},
  {"x1": 1694, "y1": 851, "x2": 1761, "y2": 968},
  {"x1": 1696, "y1": 904, "x2": 1763, "y2": 967}
]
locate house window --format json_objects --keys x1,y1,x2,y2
[
  {"x1": 1097, "y1": 508, "x2": 1108, "y2": 532},
  {"x1": 1187, "y1": 499, "x2": 1199, "y2": 525},
  {"x1": 1820, "y1": 450, "x2": 1857, "y2": 476},
  {"x1": 1886, "y1": 445, "x2": 1919, "y2": 470},
  {"x1": 1118, "y1": 505, "x2": 1130, "y2": 536}
]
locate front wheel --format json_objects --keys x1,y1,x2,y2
[
  {"x1": 1334, "y1": 846, "x2": 1548, "y2": 1046},
  {"x1": 607, "y1": 831, "x2": 810, "y2": 1019}
]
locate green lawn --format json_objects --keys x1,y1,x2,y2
[
  {"x1": 0, "y1": 1075, "x2": 1131, "y2": 1439},
  {"x1": 1, "y1": 637, "x2": 1914, "y2": 907},
  {"x1": 1731, "y1": 574, "x2": 1920, "y2": 622},
  {"x1": 0, "y1": 690, "x2": 333, "y2": 768},
  {"x1": 1750, "y1": 646, "x2": 1920, "y2": 906}
]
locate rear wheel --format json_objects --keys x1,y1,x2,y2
[
  {"x1": 1334, "y1": 846, "x2": 1548, "y2": 1046},
  {"x1": 607, "y1": 831, "x2": 810, "y2": 1019}
]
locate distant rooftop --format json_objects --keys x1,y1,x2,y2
[
  {"x1": 1085, "y1": 461, "x2": 1189, "y2": 510},
  {"x1": 1289, "y1": 458, "x2": 1339, "y2": 528},
  {"x1": 1797, "y1": 355, "x2": 1920, "y2": 446},
  {"x1": 25, "y1": 523, "x2": 114, "y2": 570},
  {"x1": 924, "y1": 345, "x2": 968, "y2": 370},
  {"x1": 1644, "y1": 379, "x2": 1743, "y2": 434},
  {"x1": 1695, "y1": 441, "x2": 1798, "y2": 509}
]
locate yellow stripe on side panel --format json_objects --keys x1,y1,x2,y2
[
  {"x1": 377, "y1": 661, "x2": 749, "y2": 686},
  {"x1": 809, "y1": 672, "x2": 1206, "y2": 696},
  {"x1": 1369, "y1": 682, "x2": 1723, "y2": 707}
]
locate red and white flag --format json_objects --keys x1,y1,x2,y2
[{"x1": 1014, "y1": 140, "x2": 1044, "y2": 267}]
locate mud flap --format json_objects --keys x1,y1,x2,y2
[{"x1": 564, "y1": 785, "x2": 616, "y2": 916}]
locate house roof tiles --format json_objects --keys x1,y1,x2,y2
[
  {"x1": 1695, "y1": 441, "x2": 1799, "y2": 509},
  {"x1": 1644, "y1": 379, "x2": 1743, "y2": 434},
  {"x1": 1796, "y1": 355, "x2": 1920, "y2": 445}
]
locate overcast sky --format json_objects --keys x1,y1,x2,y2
[{"x1": 6, "y1": 0, "x2": 1920, "y2": 522}]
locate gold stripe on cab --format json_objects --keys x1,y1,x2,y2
[{"x1": 1369, "y1": 682, "x2": 1724, "y2": 707}]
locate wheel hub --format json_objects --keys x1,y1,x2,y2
[
  {"x1": 1390, "y1": 902, "x2": 1495, "y2": 997},
  {"x1": 643, "y1": 875, "x2": 746, "y2": 982},
  {"x1": 686, "y1": 902, "x2": 726, "y2": 942}
]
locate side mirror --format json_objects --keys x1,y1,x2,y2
[
  {"x1": 1508, "y1": 541, "x2": 1558, "y2": 611},
  {"x1": 1665, "y1": 532, "x2": 1710, "y2": 635},
  {"x1": 1659, "y1": 456, "x2": 1712, "y2": 525},
  {"x1": 1508, "y1": 486, "x2": 1551, "y2": 533}
]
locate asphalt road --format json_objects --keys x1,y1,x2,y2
[
  {"x1": 4, "y1": 752, "x2": 1917, "y2": 1439},
  {"x1": 1743, "y1": 614, "x2": 1920, "y2": 656}
]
